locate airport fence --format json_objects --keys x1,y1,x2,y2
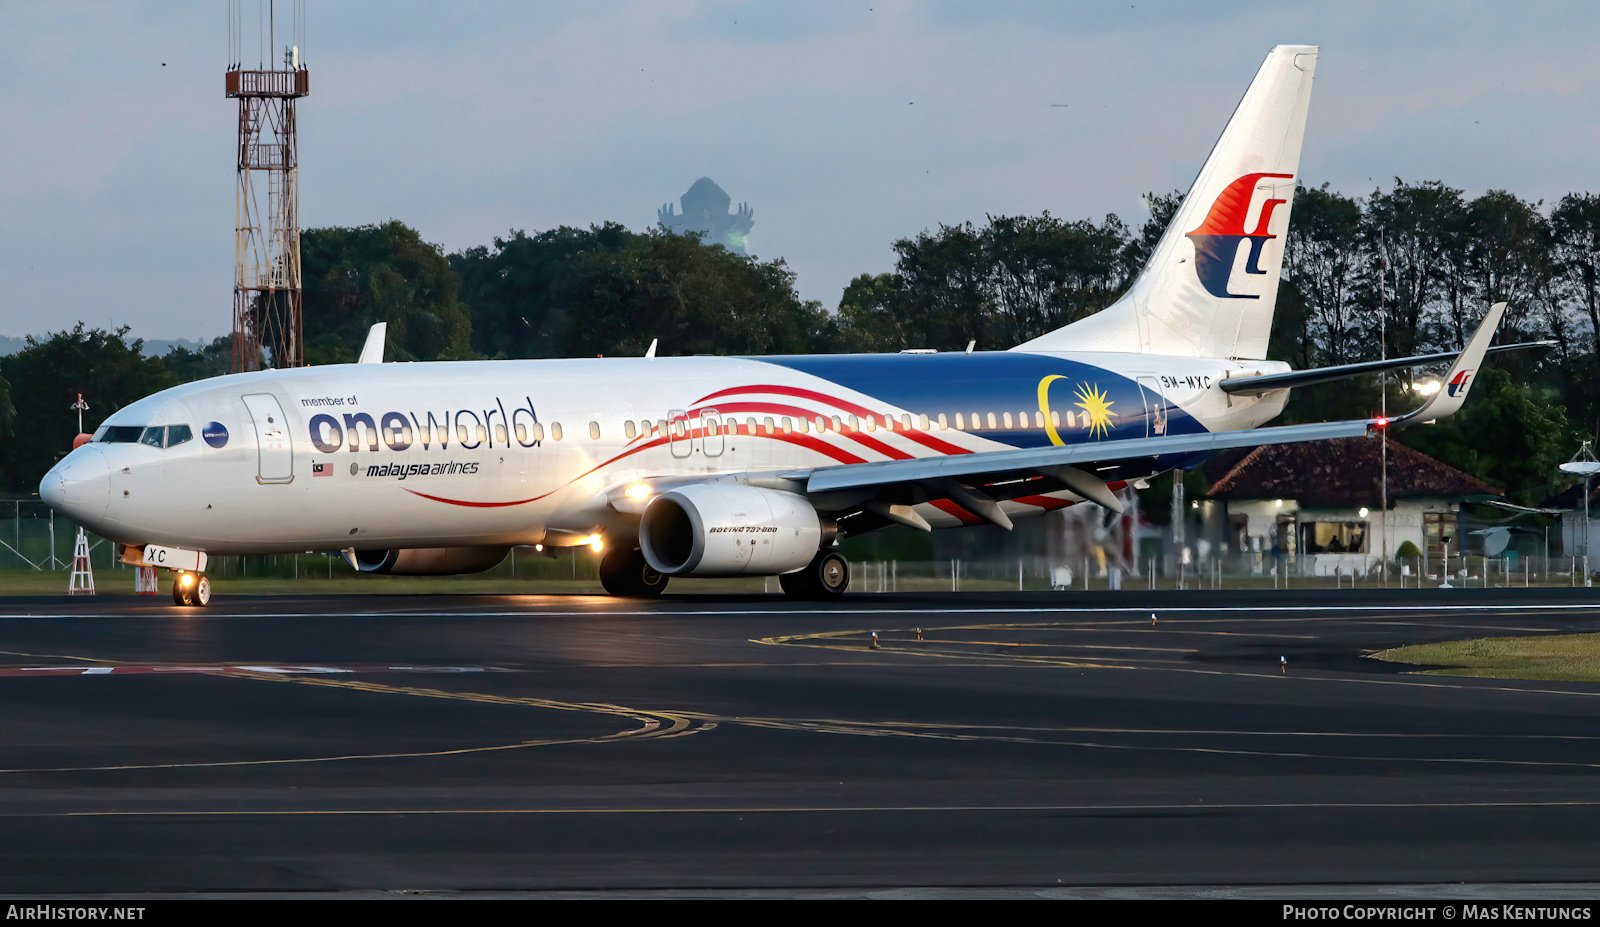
[{"x1": 1, "y1": 498, "x2": 1592, "y2": 593}]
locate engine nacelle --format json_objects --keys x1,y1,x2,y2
[
  {"x1": 640, "y1": 484, "x2": 822, "y2": 576},
  {"x1": 351, "y1": 546, "x2": 510, "y2": 575}
]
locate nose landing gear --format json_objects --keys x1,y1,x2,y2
[{"x1": 172, "y1": 571, "x2": 211, "y2": 607}]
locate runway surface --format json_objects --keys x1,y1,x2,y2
[{"x1": 0, "y1": 587, "x2": 1598, "y2": 896}]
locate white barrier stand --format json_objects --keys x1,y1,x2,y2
[
  {"x1": 68, "y1": 528, "x2": 95, "y2": 595},
  {"x1": 135, "y1": 565, "x2": 158, "y2": 594}
]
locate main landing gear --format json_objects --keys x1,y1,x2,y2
[
  {"x1": 779, "y1": 549, "x2": 850, "y2": 600},
  {"x1": 599, "y1": 546, "x2": 669, "y2": 598},
  {"x1": 172, "y1": 571, "x2": 211, "y2": 607}
]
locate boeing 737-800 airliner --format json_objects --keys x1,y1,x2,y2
[{"x1": 39, "y1": 45, "x2": 1517, "y2": 605}]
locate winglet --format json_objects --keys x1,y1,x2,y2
[
  {"x1": 645, "y1": 338, "x2": 658, "y2": 359},
  {"x1": 358, "y1": 323, "x2": 388, "y2": 364},
  {"x1": 1392, "y1": 302, "x2": 1506, "y2": 427}
]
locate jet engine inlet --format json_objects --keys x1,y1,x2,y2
[{"x1": 640, "y1": 484, "x2": 822, "y2": 576}]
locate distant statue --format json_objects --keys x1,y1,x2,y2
[{"x1": 658, "y1": 178, "x2": 754, "y2": 254}]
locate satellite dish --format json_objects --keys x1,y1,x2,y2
[
  {"x1": 1482, "y1": 527, "x2": 1510, "y2": 556},
  {"x1": 1560, "y1": 462, "x2": 1600, "y2": 475}
]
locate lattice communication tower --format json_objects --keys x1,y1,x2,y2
[{"x1": 227, "y1": 1, "x2": 308, "y2": 372}]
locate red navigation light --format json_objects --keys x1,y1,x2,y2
[{"x1": 1374, "y1": 417, "x2": 1390, "y2": 429}]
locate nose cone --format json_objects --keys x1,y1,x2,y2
[{"x1": 41, "y1": 445, "x2": 111, "y2": 525}]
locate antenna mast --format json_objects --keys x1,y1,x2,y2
[{"x1": 226, "y1": 0, "x2": 308, "y2": 372}]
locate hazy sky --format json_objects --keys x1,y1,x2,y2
[{"x1": 2, "y1": 1, "x2": 1596, "y2": 341}]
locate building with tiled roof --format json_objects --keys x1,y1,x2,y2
[{"x1": 1199, "y1": 436, "x2": 1501, "y2": 577}]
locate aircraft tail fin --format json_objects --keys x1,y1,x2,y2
[{"x1": 1013, "y1": 44, "x2": 1318, "y2": 359}]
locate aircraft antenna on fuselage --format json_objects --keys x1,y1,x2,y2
[{"x1": 358, "y1": 322, "x2": 387, "y2": 364}]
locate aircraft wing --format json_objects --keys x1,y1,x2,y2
[{"x1": 780, "y1": 419, "x2": 1374, "y2": 529}]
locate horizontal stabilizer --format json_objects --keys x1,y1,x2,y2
[{"x1": 1222, "y1": 338, "x2": 1552, "y2": 394}]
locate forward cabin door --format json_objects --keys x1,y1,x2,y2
[
  {"x1": 242, "y1": 393, "x2": 294, "y2": 483},
  {"x1": 700, "y1": 408, "x2": 724, "y2": 457}
]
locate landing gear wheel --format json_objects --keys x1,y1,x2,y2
[
  {"x1": 780, "y1": 549, "x2": 850, "y2": 600},
  {"x1": 172, "y1": 572, "x2": 194, "y2": 606},
  {"x1": 599, "y1": 546, "x2": 669, "y2": 598},
  {"x1": 171, "y1": 572, "x2": 210, "y2": 607}
]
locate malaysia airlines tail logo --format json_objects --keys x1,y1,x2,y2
[
  {"x1": 1185, "y1": 172, "x2": 1294, "y2": 299},
  {"x1": 1446, "y1": 369, "x2": 1474, "y2": 398}
]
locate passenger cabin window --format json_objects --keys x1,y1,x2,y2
[
  {"x1": 624, "y1": 421, "x2": 637, "y2": 440},
  {"x1": 588, "y1": 421, "x2": 600, "y2": 440},
  {"x1": 551, "y1": 422, "x2": 563, "y2": 441},
  {"x1": 531, "y1": 422, "x2": 545, "y2": 441}
]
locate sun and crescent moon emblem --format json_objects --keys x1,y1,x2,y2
[{"x1": 1038, "y1": 375, "x2": 1118, "y2": 445}]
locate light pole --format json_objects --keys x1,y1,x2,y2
[{"x1": 71, "y1": 394, "x2": 89, "y2": 435}]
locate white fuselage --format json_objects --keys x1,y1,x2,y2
[{"x1": 41, "y1": 350, "x2": 1288, "y2": 556}]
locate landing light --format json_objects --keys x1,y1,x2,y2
[
  {"x1": 179, "y1": 573, "x2": 195, "y2": 587},
  {"x1": 625, "y1": 481, "x2": 652, "y2": 501},
  {"x1": 1414, "y1": 381, "x2": 1441, "y2": 396},
  {"x1": 577, "y1": 534, "x2": 604, "y2": 553}
]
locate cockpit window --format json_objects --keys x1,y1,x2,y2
[
  {"x1": 112, "y1": 425, "x2": 194, "y2": 449},
  {"x1": 99, "y1": 426, "x2": 145, "y2": 443}
]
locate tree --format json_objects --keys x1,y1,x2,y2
[
  {"x1": 830, "y1": 273, "x2": 908, "y2": 352},
  {"x1": 1394, "y1": 367, "x2": 1576, "y2": 506},
  {"x1": 1283, "y1": 183, "x2": 1365, "y2": 366},
  {"x1": 0, "y1": 326, "x2": 175, "y2": 492},
  {"x1": 161, "y1": 336, "x2": 233, "y2": 383},
  {"x1": 302, "y1": 221, "x2": 474, "y2": 364},
  {"x1": 1463, "y1": 189, "x2": 1551, "y2": 344},
  {"x1": 1364, "y1": 179, "x2": 1464, "y2": 359},
  {"x1": 1551, "y1": 192, "x2": 1600, "y2": 349},
  {"x1": 454, "y1": 224, "x2": 826, "y2": 359}
]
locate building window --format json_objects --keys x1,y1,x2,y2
[
  {"x1": 1301, "y1": 521, "x2": 1366, "y2": 554},
  {"x1": 1424, "y1": 512, "x2": 1457, "y2": 552}
]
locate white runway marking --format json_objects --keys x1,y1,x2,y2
[{"x1": 2, "y1": 603, "x2": 1596, "y2": 621}]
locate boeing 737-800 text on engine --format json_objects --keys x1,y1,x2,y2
[{"x1": 39, "y1": 46, "x2": 1521, "y2": 605}]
